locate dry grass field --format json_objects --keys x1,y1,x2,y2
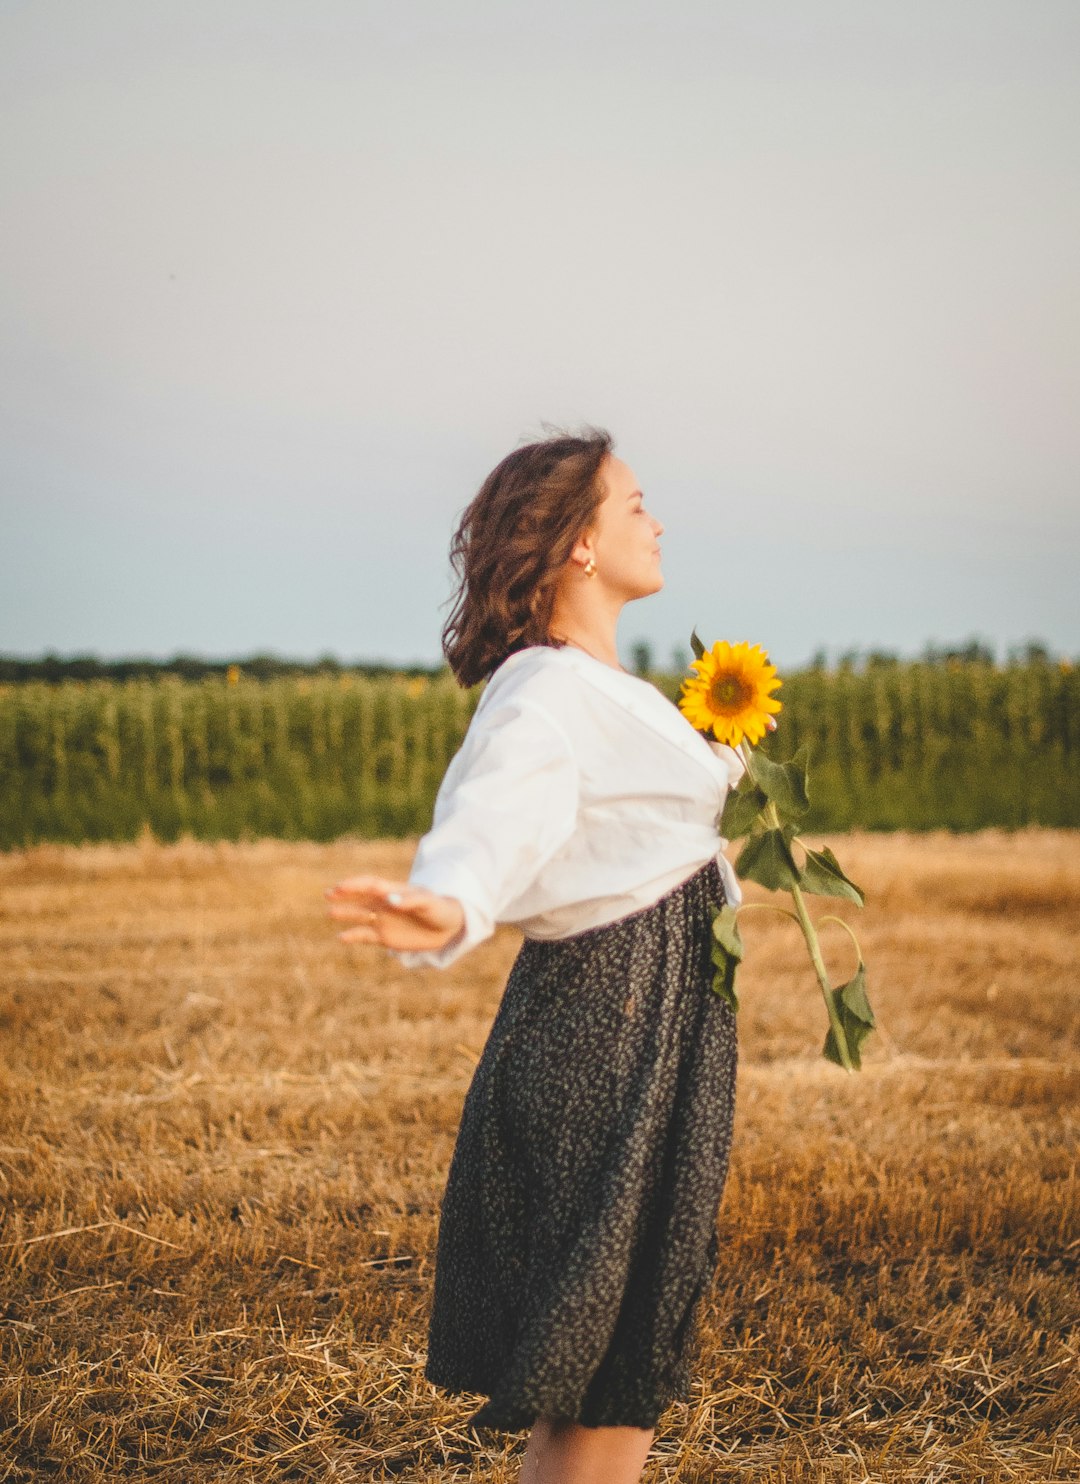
[{"x1": 1, "y1": 829, "x2": 1078, "y2": 1482}]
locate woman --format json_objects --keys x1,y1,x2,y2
[{"x1": 326, "y1": 428, "x2": 745, "y2": 1484}]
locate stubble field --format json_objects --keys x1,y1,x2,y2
[{"x1": 1, "y1": 829, "x2": 1077, "y2": 1482}]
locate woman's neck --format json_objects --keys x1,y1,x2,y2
[
  {"x1": 550, "y1": 630, "x2": 627, "y2": 673},
  {"x1": 548, "y1": 583, "x2": 625, "y2": 672}
]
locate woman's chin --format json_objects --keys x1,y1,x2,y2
[{"x1": 627, "y1": 568, "x2": 664, "y2": 600}]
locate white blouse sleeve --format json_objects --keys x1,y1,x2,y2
[
  {"x1": 391, "y1": 694, "x2": 580, "y2": 970},
  {"x1": 706, "y1": 738, "x2": 747, "y2": 790}
]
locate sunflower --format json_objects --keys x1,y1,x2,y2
[{"x1": 678, "y1": 640, "x2": 783, "y2": 748}]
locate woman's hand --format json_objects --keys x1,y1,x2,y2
[{"x1": 324, "y1": 875, "x2": 466, "y2": 953}]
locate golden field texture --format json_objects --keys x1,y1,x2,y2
[{"x1": 1, "y1": 829, "x2": 1078, "y2": 1482}]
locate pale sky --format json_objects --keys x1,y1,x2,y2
[{"x1": 2, "y1": 0, "x2": 1078, "y2": 671}]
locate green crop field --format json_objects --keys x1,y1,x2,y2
[{"x1": 0, "y1": 659, "x2": 1076, "y2": 849}]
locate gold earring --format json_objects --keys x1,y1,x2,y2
[{"x1": 583, "y1": 556, "x2": 597, "y2": 578}]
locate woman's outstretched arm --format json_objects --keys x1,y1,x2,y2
[{"x1": 327, "y1": 690, "x2": 579, "y2": 970}]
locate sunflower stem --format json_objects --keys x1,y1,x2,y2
[
  {"x1": 734, "y1": 901, "x2": 801, "y2": 925},
  {"x1": 817, "y1": 913, "x2": 865, "y2": 973},
  {"x1": 737, "y1": 743, "x2": 855, "y2": 1073}
]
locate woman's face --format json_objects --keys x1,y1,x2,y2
[{"x1": 585, "y1": 454, "x2": 665, "y2": 599}]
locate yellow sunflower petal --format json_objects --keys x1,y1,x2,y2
[{"x1": 678, "y1": 638, "x2": 784, "y2": 751}]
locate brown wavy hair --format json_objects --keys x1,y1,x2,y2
[{"x1": 441, "y1": 426, "x2": 615, "y2": 687}]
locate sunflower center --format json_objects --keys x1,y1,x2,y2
[{"x1": 708, "y1": 673, "x2": 754, "y2": 715}]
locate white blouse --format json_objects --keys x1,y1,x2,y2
[{"x1": 392, "y1": 643, "x2": 746, "y2": 970}]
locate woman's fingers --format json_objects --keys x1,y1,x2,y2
[
  {"x1": 325, "y1": 874, "x2": 405, "y2": 901},
  {"x1": 326, "y1": 895, "x2": 412, "y2": 919},
  {"x1": 324, "y1": 877, "x2": 463, "y2": 950},
  {"x1": 334, "y1": 906, "x2": 456, "y2": 949},
  {"x1": 326, "y1": 892, "x2": 434, "y2": 929},
  {"x1": 324, "y1": 877, "x2": 413, "y2": 916},
  {"x1": 335, "y1": 922, "x2": 383, "y2": 945}
]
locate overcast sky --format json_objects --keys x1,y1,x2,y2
[{"x1": 2, "y1": 0, "x2": 1077, "y2": 672}]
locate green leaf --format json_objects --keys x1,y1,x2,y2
[
  {"x1": 749, "y1": 745, "x2": 810, "y2": 820},
  {"x1": 710, "y1": 939, "x2": 739, "y2": 1011},
  {"x1": 798, "y1": 845, "x2": 866, "y2": 906},
  {"x1": 822, "y1": 962, "x2": 876, "y2": 1070},
  {"x1": 720, "y1": 781, "x2": 768, "y2": 840},
  {"x1": 737, "y1": 827, "x2": 801, "y2": 892},
  {"x1": 689, "y1": 627, "x2": 706, "y2": 661},
  {"x1": 709, "y1": 904, "x2": 742, "y2": 1010},
  {"x1": 711, "y1": 904, "x2": 744, "y2": 962}
]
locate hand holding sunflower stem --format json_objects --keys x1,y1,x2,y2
[{"x1": 678, "y1": 631, "x2": 876, "y2": 1072}]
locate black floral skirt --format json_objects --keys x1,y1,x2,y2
[{"x1": 424, "y1": 854, "x2": 738, "y2": 1434}]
